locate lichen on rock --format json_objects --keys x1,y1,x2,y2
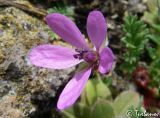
[{"x1": 0, "y1": 6, "x2": 75, "y2": 118}]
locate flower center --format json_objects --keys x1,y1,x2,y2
[{"x1": 74, "y1": 48, "x2": 98, "y2": 63}]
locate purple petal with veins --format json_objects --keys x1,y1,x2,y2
[
  {"x1": 46, "y1": 13, "x2": 89, "y2": 49},
  {"x1": 87, "y1": 11, "x2": 107, "y2": 51},
  {"x1": 57, "y1": 67, "x2": 92, "y2": 110},
  {"x1": 98, "y1": 47, "x2": 115, "y2": 74},
  {"x1": 29, "y1": 44, "x2": 83, "y2": 69}
]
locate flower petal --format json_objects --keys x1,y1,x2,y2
[
  {"x1": 57, "y1": 67, "x2": 92, "y2": 110},
  {"x1": 87, "y1": 11, "x2": 107, "y2": 51},
  {"x1": 46, "y1": 13, "x2": 89, "y2": 49},
  {"x1": 98, "y1": 47, "x2": 115, "y2": 74},
  {"x1": 29, "y1": 44, "x2": 82, "y2": 69}
]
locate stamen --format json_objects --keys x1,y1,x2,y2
[
  {"x1": 74, "y1": 48, "x2": 99, "y2": 63},
  {"x1": 73, "y1": 54, "x2": 79, "y2": 59},
  {"x1": 75, "y1": 48, "x2": 88, "y2": 53}
]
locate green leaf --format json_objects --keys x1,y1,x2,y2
[
  {"x1": 149, "y1": 34, "x2": 160, "y2": 46},
  {"x1": 81, "y1": 79, "x2": 97, "y2": 105},
  {"x1": 96, "y1": 80, "x2": 111, "y2": 99},
  {"x1": 63, "y1": 103, "x2": 90, "y2": 118},
  {"x1": 47, "y1": 3, "x2": 74, "y2": 17},
  {"x1": 151, "y1": 23, "x2": 160, "y2": 32},
  {"x1": 78, "y1": 103, "x2": 91, "y2": 118},
  {"x1": 63, "y1": 107, "x2": 76, "y2": 118},
  {"x1": 91, "y1": 99, "x2": 115, "y2": 118},
  {"x1": 113, "y1": 91, "x2": 140, "y2": 116},
  {"x1": 48, "y1": 31, "x2": 59, "y2": 40},
  {"x1": 81, "y1": 78, "x2": 111, "y2": 106},
  {"x1": 147, "y1": 47, "x2": 157, "y2": 59},
  {"x1": 147, "y1": 0, "x2": 159, "y2": 13}
]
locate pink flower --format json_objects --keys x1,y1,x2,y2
[{"x1": 29, "y1": 11, "x2": 115, "y2": 110}]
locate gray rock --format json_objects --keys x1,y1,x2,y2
[
  {"x1": 0, "y1": 6, "x2": 75, "y2": 118},
  {"x1": 37, "y1": 31, "x2": 49, "y2": 42}
]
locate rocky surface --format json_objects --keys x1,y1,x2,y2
[{"x1": 0, "y1": 6, "x2": 74, "y2": 118}]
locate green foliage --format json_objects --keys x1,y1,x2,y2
[
  {"x1": 47, "y1": 2, "x2": 74, "y2": 17},
  {"x1": 127, "y1": 97, "x2": 144, "y2": 118},
  {"x1": 143, "y1": 0, "x2": 160, "y2": 29},
  {"x1": 148, "y1": 54, "x2": 160, "y2": 88},
  {"x1": 48, "y1": 30, "x2": 59, "y2": 41},
  {"x1": 113, "y1": 91, "x2": 140, "y2": 116},
  {"x1": 80, "y1": 76, "x2": 112, "y2": 107},
  {"x1": 91, "y1": 100, "x2": 115, "y2": 118},
  {"x1": 127, "y1": 106, "x2": 144, "y2": 118},
  {"x1": 62, "y1": 78, "x2": 142, "y2": 118},
  {"x1": 143, "y1": 0, "x2": 160, "y2": 89},
  {"x1": 82, "y1": 80, "x2": 97, "y2": 105},
  {"x1": 121, "y1": 14, "x2": 149, "y2": 74}
]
